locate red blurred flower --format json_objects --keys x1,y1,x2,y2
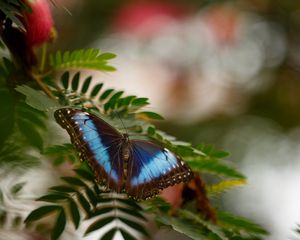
[{"x1": 23, "y1": 0, "x2": 54, "y2": 47}]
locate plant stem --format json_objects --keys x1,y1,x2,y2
[
  {"x1": 39, "y1": 43, "x2": 47, "y2": 73},
  {"x1": 32, "y1": 73, "x2": 56, "y2": 100}
]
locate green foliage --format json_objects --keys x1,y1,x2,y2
[
  {"x1": 15, "y1": 85, "x2": 59, "y2": 111},
  {"x1": 186, "y1": 158, "x2": 245, "y2": 179},
  {"x1": 0, "y1": 59, "x2": 48, "y2": 152},
  {"x1": 54, "y1": 71, "x2": 160, "y2": 118},
  {"x1": 146, "y1": 198, "x2": 267, "y2": 240},
  {"x1": 0, "y1": 0, "x2": 30, "y2": 30},
  {"x1": 216, "y1": 211, "x2": 268, "y2": 236},
  {"x1": 44, "y1": 143, "x2": 78, "y2": 165},
  {"x1": 25, "y1": 167, "x2": 148, "y2": 240},
  {"x1": 0, "y1": 143, "x2": 39, "y2": 171},
  {"x1": 49, "y1": 49, "x2": 116, "y2": 72}
]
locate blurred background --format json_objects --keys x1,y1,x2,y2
[{"x1": 51, "y1": 0, "x2": 300, "y2": 239}]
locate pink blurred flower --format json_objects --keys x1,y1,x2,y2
[
  {"x1": 23, "y1": 0, "x2": 54, "y2": 47},
  {"x1": 203, "y1": 5, "x2": 240, "y2": 45},
  {"x1": 113, "y1": 1, "x2": 190, "y2": 38}
]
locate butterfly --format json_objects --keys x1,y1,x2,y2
[{"x1": 54, "y1": 108, "x2": 193, "y2": 199}]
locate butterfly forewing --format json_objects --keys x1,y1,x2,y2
[
  {"x1": 126, "y1": 140, "x2": 193, "y2": 199},
  {"x1": 54, "y1": 108, "x2": 124, "y2": 192}
]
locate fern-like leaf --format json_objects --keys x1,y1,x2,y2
[
  {"x1": 49, "y1": 49, "x2": 116, "y2": 72},
  {"x1": 85, "y1": 195, "x2": 148, "y2": 239},
  {"x1": 206, "y1": 179, "x2": 247, "y2": 196},
  {"x1": 55, "y1": 71, "x2": 154, "y2": 116},
  {"x1": 26, "y1": 167, "x2": 147, "y2": 240},
  {"x1": 185, "y1": 158, "x2": 246, "y2": 179},
  {"x1": 216, "y1": 211, "x2": 269, "y2": 236}
]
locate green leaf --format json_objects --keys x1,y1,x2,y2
[
  {"x1": 68, "y1": 198, "x2": 80, "y2": 229},
  {"x1": 17, "y1": 106, "x2": 47, "y2": 130},
  {"x1": 147, "y1": 126, "x2": 156, "y2": 136},
  {"x1": 178, "y1": 209, "x2": 228, "y2": 240},
  {"x1": 0, "y1": 143, "x2": 40, "y2": 171},
  {"x1": 77, "y1": 193, "x2": 91, "y2": 214},
  {"x1": 101, "y1": 228, "x2": 118, "y2": 240},
  {"x1": 104, "y1": 91, "x2": 124, "y2": 111},
  {"x1": 137, "y1": 111, "x2": 164, "y2": 120},
  {"x1": 61, "y1": 177, "x2": 87, "y2": 187},
  {"x1": 50, "y1": 185, "x2": 78, "y2": 193},
  {"x1": 120, "y1": 230, "x2": 136, "y2": 240},
  {"x1": 100, "y1": 89, "x2": 114, "y2": 100},
  {"x1": 116, "y1": 198, "x2": 144, "y2": 211},
  {"x1": 217, "y1": 211, "x2": 269, "y2": 235},
  {"x1": 186, "y1": 158, "x2": 246, "y2": 179},
  {"x1": 155, "y1": 214, "x2": 207, "y2": 240},
  {"x1": 85, "y1": 217, "x2": 115, "y2": 235},
  {"x1": 50, "y1": 49, "x2": 116, "y2": 72},
  {"x1": 17, "y1": 118, "x2": 43, "y2": 150},
  {"x1": 61, "y1": 72, "x2": 69, "y2": 89},
  {"x1": 118, "y1": 95, "x2": 136, "y2": 106},
  {"x1": 44, "y1": 144, "x2": 77, "y2": 165},
  {"x1": 74, "y1": 168, "x2": 95, "y2": 182},
  {"x1": 146, "y1": 197, "x2": 172, "y2": 213},
  {"x1": 71, "y1": 72, "x2": 80, "y2": 91},
  {"x1": 0, "y1": 88, "x2": 14, "y2": 145},
  {"x1": 52, "y1": 208, "x2": 66, "y2": 240},
  {"x1": 109, "y1": 91, "x2": 124, "y2": 101},
  {"x1": 37, "y1": 194, "x2": 68, "y2": 203},
  {"x1": 119, "y1": 217, "x2": 149, "y2": 236},
  {"x1": 118, "y1": 207, "x2": 146, "y2": 221},
  {"x1": 25, "y1": 205, "x2": 59, "y2": 223},
  {"x1": 197, "y1": 144, "x2": 230, "y2": 159},
  {"x1": 91, "y1": 207, "x2": 114, "y2": 216},
  {"x1": 81, "y1": 76, "x2": 92, "y2": 93},
  {"x1": 99, "y1": 52, "x2": 116, "y2": 60},
  {"x1": 91, "y1": 83, "x2": 103, "y2": 97},
  {"x1": 15, "y1": 85, "x2": 58, "y2": 111},
  {"x1": 131, "y1": 98, "x2": 149, "y2": 107},
  {"x1": 85, "y1": 188, "x2": 98, "y2": 207}
]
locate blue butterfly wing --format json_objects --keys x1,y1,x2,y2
[
  {"x1": 126, "y1": 140, "x2": 193, "y2": 199},
  {"x1": 54, "y1": 108, "x2": 124, "y2": 192}
]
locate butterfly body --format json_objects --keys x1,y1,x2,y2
[{"x1": 54, "y1": 108, "x2": 192, "y2": 199}]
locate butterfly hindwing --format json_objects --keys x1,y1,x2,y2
[
  {"x1": 54, "y1": 108, "x2": 124, "y2": 192},
  {"x1": 126, "y1": 140, "x2": 193, "y2": 199}
]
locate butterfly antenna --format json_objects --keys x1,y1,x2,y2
[{"x1": 113, "y1": 111, "x2": 129, "y2": 136}]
